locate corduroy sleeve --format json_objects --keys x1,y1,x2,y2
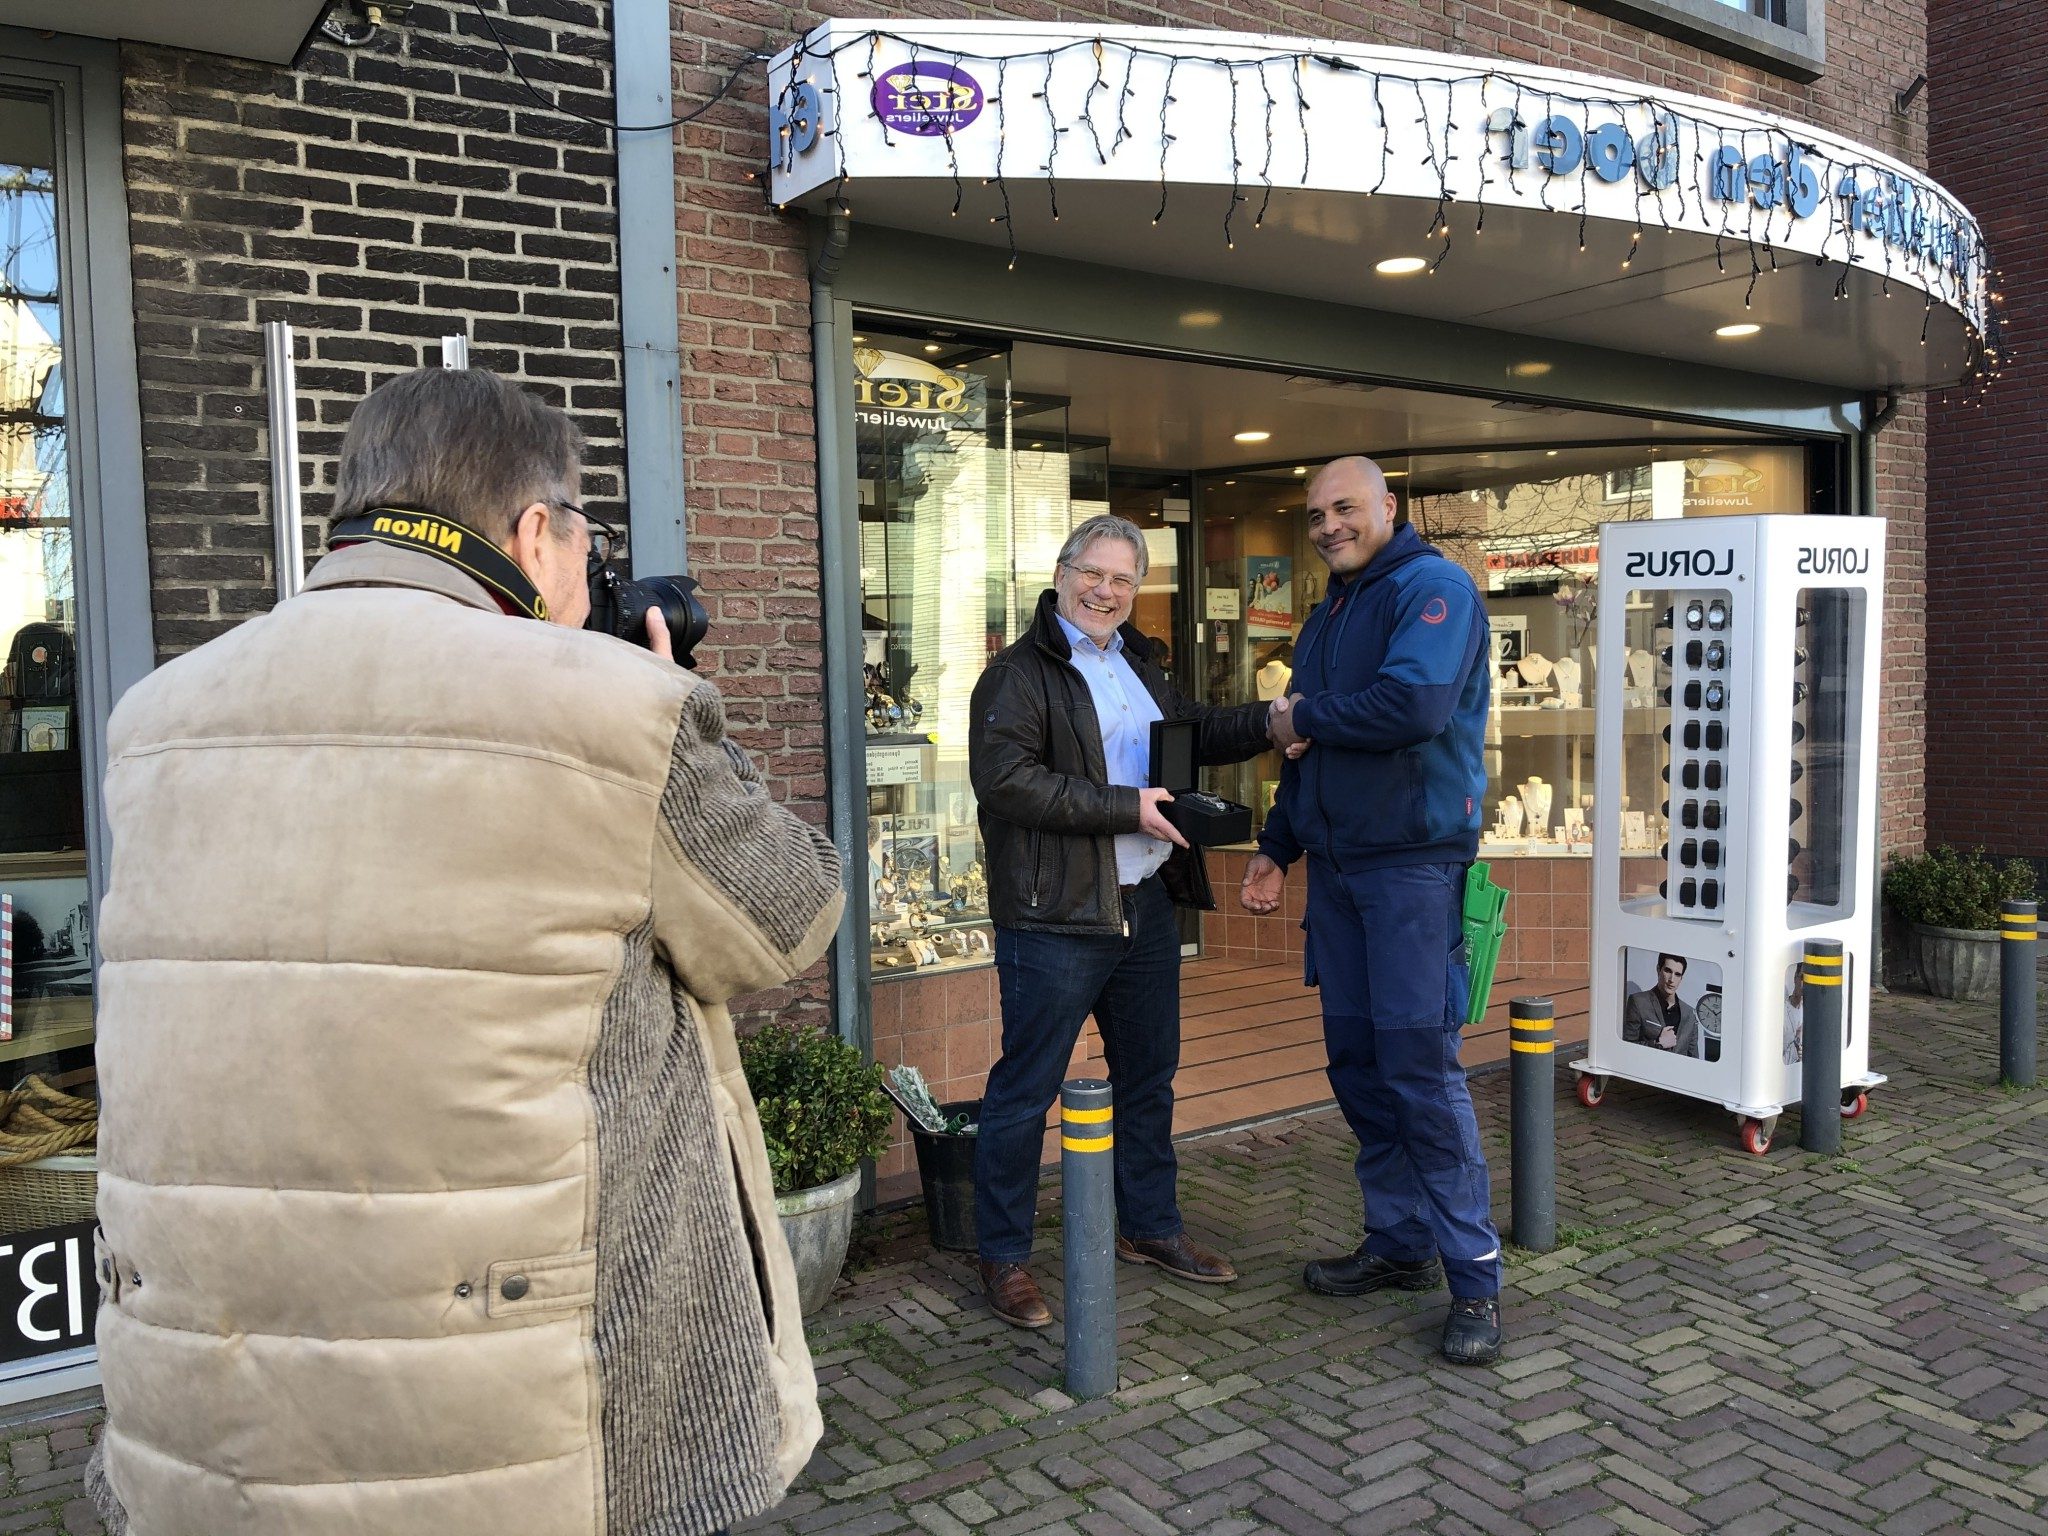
[{"x1": 649, "y1": 678, "x2": 846, "y2": 1004}]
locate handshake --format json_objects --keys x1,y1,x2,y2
[{"x1": 1265, "y1": 694, "x2": 1311, "y2": 759}]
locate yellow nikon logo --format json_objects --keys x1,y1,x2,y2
[{"x1": 371, "y1": 513, "x2": 464, "y2": 553}]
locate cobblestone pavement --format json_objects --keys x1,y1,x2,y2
[
  {"x1": 747, "y1": 983, "x2": 2047, "y2": 1536},
  {"x1": 11, "y1": 985, "x2": 2044, "y2": 1535}
]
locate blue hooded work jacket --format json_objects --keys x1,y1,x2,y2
[{"x1": 1258, "y1": 522, "x2": 1491, "y2": 872}]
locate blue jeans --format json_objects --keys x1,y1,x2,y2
[
  {"x1": 1305, "y1": 859, "x2": 1503, "y2": 1298},
  {"x1": 974, "y1": 876, "x2": 1184, "y2": 1263}
]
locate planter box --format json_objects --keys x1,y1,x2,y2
[{"x1": 1909, "y1": 922, "x2": 2000, "y2": 1001}]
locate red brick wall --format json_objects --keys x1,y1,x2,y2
[
  {"x1": 1926, "y1": 1, "x2": 2044, "y2": 860},
  {"x1": 668, "y1": 0, "x2": 1935, "y2": 937}
]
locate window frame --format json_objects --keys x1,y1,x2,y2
[{"x1": 1572, "y1": 0, "x2": 1826, "y2": 82}]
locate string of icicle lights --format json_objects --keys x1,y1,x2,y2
[{"x1": 767, "y1": 29, "x2": 2006, "y2": 397}]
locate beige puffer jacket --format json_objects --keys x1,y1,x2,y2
[{"x1": 87, "y1": 542, "x2": 844, "y2": 1536}]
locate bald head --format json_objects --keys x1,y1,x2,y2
[
  {"x1": 1306, "y1": 455, "x2": 1387, "y2": 504},
  {"x1": 1306, "y1": 455, "x2": 1399, "y2": 577}
]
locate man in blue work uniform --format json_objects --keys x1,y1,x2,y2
[
  {"x1": 968, "y1": 514, "x2": 1275, "y2": 1330},
  {"x1": 1242, "y1": 455, "x2": 1504, "y2": 1365}
]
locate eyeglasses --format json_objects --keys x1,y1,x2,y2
[
  {"x1": 556, "y1": 501, "x2": 627, "y2": 568},
  {"x1": 1062, "y1": 562, "x2": 1138, "y2": 594}
]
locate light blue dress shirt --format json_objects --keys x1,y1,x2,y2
[{"x1": 1055, "y1": 610, "x2": 1170, "y2": 887}]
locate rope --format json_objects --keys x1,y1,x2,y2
[{"x1": 0, "y1": 1077, "x2": 96, "y2": 1167}]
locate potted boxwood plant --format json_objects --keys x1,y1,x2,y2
[
  {"x1": 1882, "y1": 845, "x2": 2037, "y2": 1000},
  {"x1": 739, "y1": 1018, "x2": 893, "y2": 1316}
]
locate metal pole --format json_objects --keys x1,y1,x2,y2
[
  {"x1": 1800, "y1": 939, "x2": 1845, "y2": 1154},
  {"x1": 263, "y1": 321, "x2": 304, "y2": 603},
  {"x1": 1509, "y1": 996, "x2": 1555, "y2": 1252},
  {"x1": 2001, "y1": 900, "x2": 2038, "y2": 1088},
  {"x1": 1060, "y1": 1078, "x2": 1115, "y2": 1400},
  {"x1": 439, "y1": 334, "x2": 469, "y2": 369}
]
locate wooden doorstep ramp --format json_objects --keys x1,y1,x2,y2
[{"x1": 1068, "y1": 959, "x2": 1593, "y2": 1139}]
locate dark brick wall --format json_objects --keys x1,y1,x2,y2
[
  {"x1": 1926, "y1": 0, "x2": 2045, "y2": 861},
  {"x1": 120, "y1": 0, "x2": 623, "y2": 659},
  {"x1": 666, "y1": 0, "x2": 1936, "y2": 895}
]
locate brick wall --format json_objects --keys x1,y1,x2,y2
[
  {"x1": 668, "y1": 0, "x2": 1936, "y2": 894},
  {"x1": 1926, "y1": 0, "x2": 2045, "y2": 860},
  {"x1": 120, "y1": 0, "x2": 624, "y2": 658}
]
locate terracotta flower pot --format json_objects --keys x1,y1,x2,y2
[{"x1": 1909, "y1": 921, "x2": 2000, "y2": 1001}]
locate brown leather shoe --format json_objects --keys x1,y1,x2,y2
[
  {"x1": 1115, "y1": 1233, "x2": 1239, "y2": 1284},
  {"x1": 978, "y1": 1260, "x2": 1052, "y2": 1328}
]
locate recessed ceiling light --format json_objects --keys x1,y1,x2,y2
[
  {"x1": 1546, "y1": 450, "x2": 1559, "y2": 457},
  {"x1": 1225, "y1": 480, "x2": 1237, "y2": 486},
  {"x1": 1179, "y1": 310, "x2": 1223, "y2": 327},
  {"x1": 923, "y1": 342, "x2": 942, "y2": 353},
  {"x1": 1234, "y1": 430, "x2": 1271, "y2": 443},
  {"x1": 1510, "y1": 361, "x2": 1553, "y2": 378},
  {"x1": 851, "y1": 334, "x2": 866, "y2": 343},
  {"x1": 1715, "y1": 323, "x2": 1761, "y2": 338},
  {"x1": 1293, "y1": 466, "x2": 1307, "y2": 475},
  {"x1": 1384, "y1": 470, "x2": 1409, "y2": 479},
  {"x1": 1374, "y1": 256, "x2": 1428, "y2": 276}
]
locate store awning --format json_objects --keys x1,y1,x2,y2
[
  {"x1": 0, "y1": 0, "x2": 327, "y2": 64},
  {"x1": 768, "y1": 23, "x2": 1995, "y2": 395}
]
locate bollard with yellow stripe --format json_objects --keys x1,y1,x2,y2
[
  {"x1": 2001, "y1": 900, "x2": 2038, "y2": 1089},
  {"x1": 1509, "y1": 997, "x2": 1556, "y2": 1253},
  {"x1": 1060, "y1": 1078, "x2": 1117, "y2": 1399},
  {"x1": 1799, "y1": 939, "x2": 1846, "y2": 1154}
]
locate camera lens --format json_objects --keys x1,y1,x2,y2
[{"x1": 587, "y1": 567, "x2": 710, "y2": 668}]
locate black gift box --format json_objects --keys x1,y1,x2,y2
[{"x1": 1148, "y1": 718, "x2": 1253, "y2": 846}]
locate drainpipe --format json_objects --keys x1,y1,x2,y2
[
  {"x1": 1858, "y1": 392, "x2": 1900, "y2": 518},
  {"x1": 811, "y1": 203, "x2": 874, "y2": 1064},
  {"x1": 1861, "y1": 390, "x2": 1901, "y2": 988}
]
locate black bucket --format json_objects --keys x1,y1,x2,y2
[{"x1": 910, "y1": 1098, "x2": 980, "y2": 1253}]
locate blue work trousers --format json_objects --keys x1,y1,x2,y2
[
  {"x1": 1305, "y1": 859, "x2": 1503, "y2": 1298},
  {"x1": 974, "y1": 877, "x2": 1184, "y2": 1263}
]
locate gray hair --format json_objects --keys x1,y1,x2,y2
[
  {"x1": 332, "y1": 367, "x2": 584, "y2": 544},
  {"x1": 1056, "y1": 514, "x2": 1149, "y2": 579}
]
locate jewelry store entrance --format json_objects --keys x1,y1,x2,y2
[{"x1": 849, "y1": 317, "x2": 1831, "y2": 1198}]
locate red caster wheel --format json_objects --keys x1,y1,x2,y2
[
  {"x1": 1738, "y1": 1117, "x2": 1772, "y2": 1156},
  {"x1": 1840, "y1": 1091, "x2": 1868, "y2": 1120},
  {"x1": 1575, "y1": 1074, "x2": 1607, "y2": 1108}
]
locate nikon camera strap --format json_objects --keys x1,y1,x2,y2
[{"x1": 328, "y1": 507, "x2": 549, "y2": 621}]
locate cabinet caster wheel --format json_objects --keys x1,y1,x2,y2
[
  {"x1": 1575, "y1": 1074, "x2": 1607, "y2": 1108},
  {"x1": 1738, "y1": 1117, "x2": 1772, "y2": 1156},
  {"x1": 1840, "y1": 1090, "x2": 1868, "y2": 1120}
]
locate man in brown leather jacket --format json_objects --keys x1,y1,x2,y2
[{"x1": 966, "y1": 513, "x2": 1277, "y2": 1328}]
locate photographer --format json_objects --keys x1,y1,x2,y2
[{"x1": 88, "y1": 368, "x2": 843, "y2": 1536}]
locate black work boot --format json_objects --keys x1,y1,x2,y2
[
  {"x1": 1302, "y1": 1243, "x2": 1443, "y2": 1297},
  {"x1": 1440, "y1": 1295, "x2": 1503, "y2": 1365}
]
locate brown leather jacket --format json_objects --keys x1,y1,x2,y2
[{"x1": 968, "y1": 589, "x2": 1270, "y2": 935}]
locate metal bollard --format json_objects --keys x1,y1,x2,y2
[
  {"x1": 2001, "y1": 900, "x2": 2038, "y2": 1088},
  {"x1": 1800, "y1": 939, "x2": 1844, "y2": 1155},
  {"x1": 1060, "y1": 1078, "x2": 1116, "y2": 1400},
  {"x1": 1509, "y1": 997, "x2": 1556, "y2": 1252}
]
